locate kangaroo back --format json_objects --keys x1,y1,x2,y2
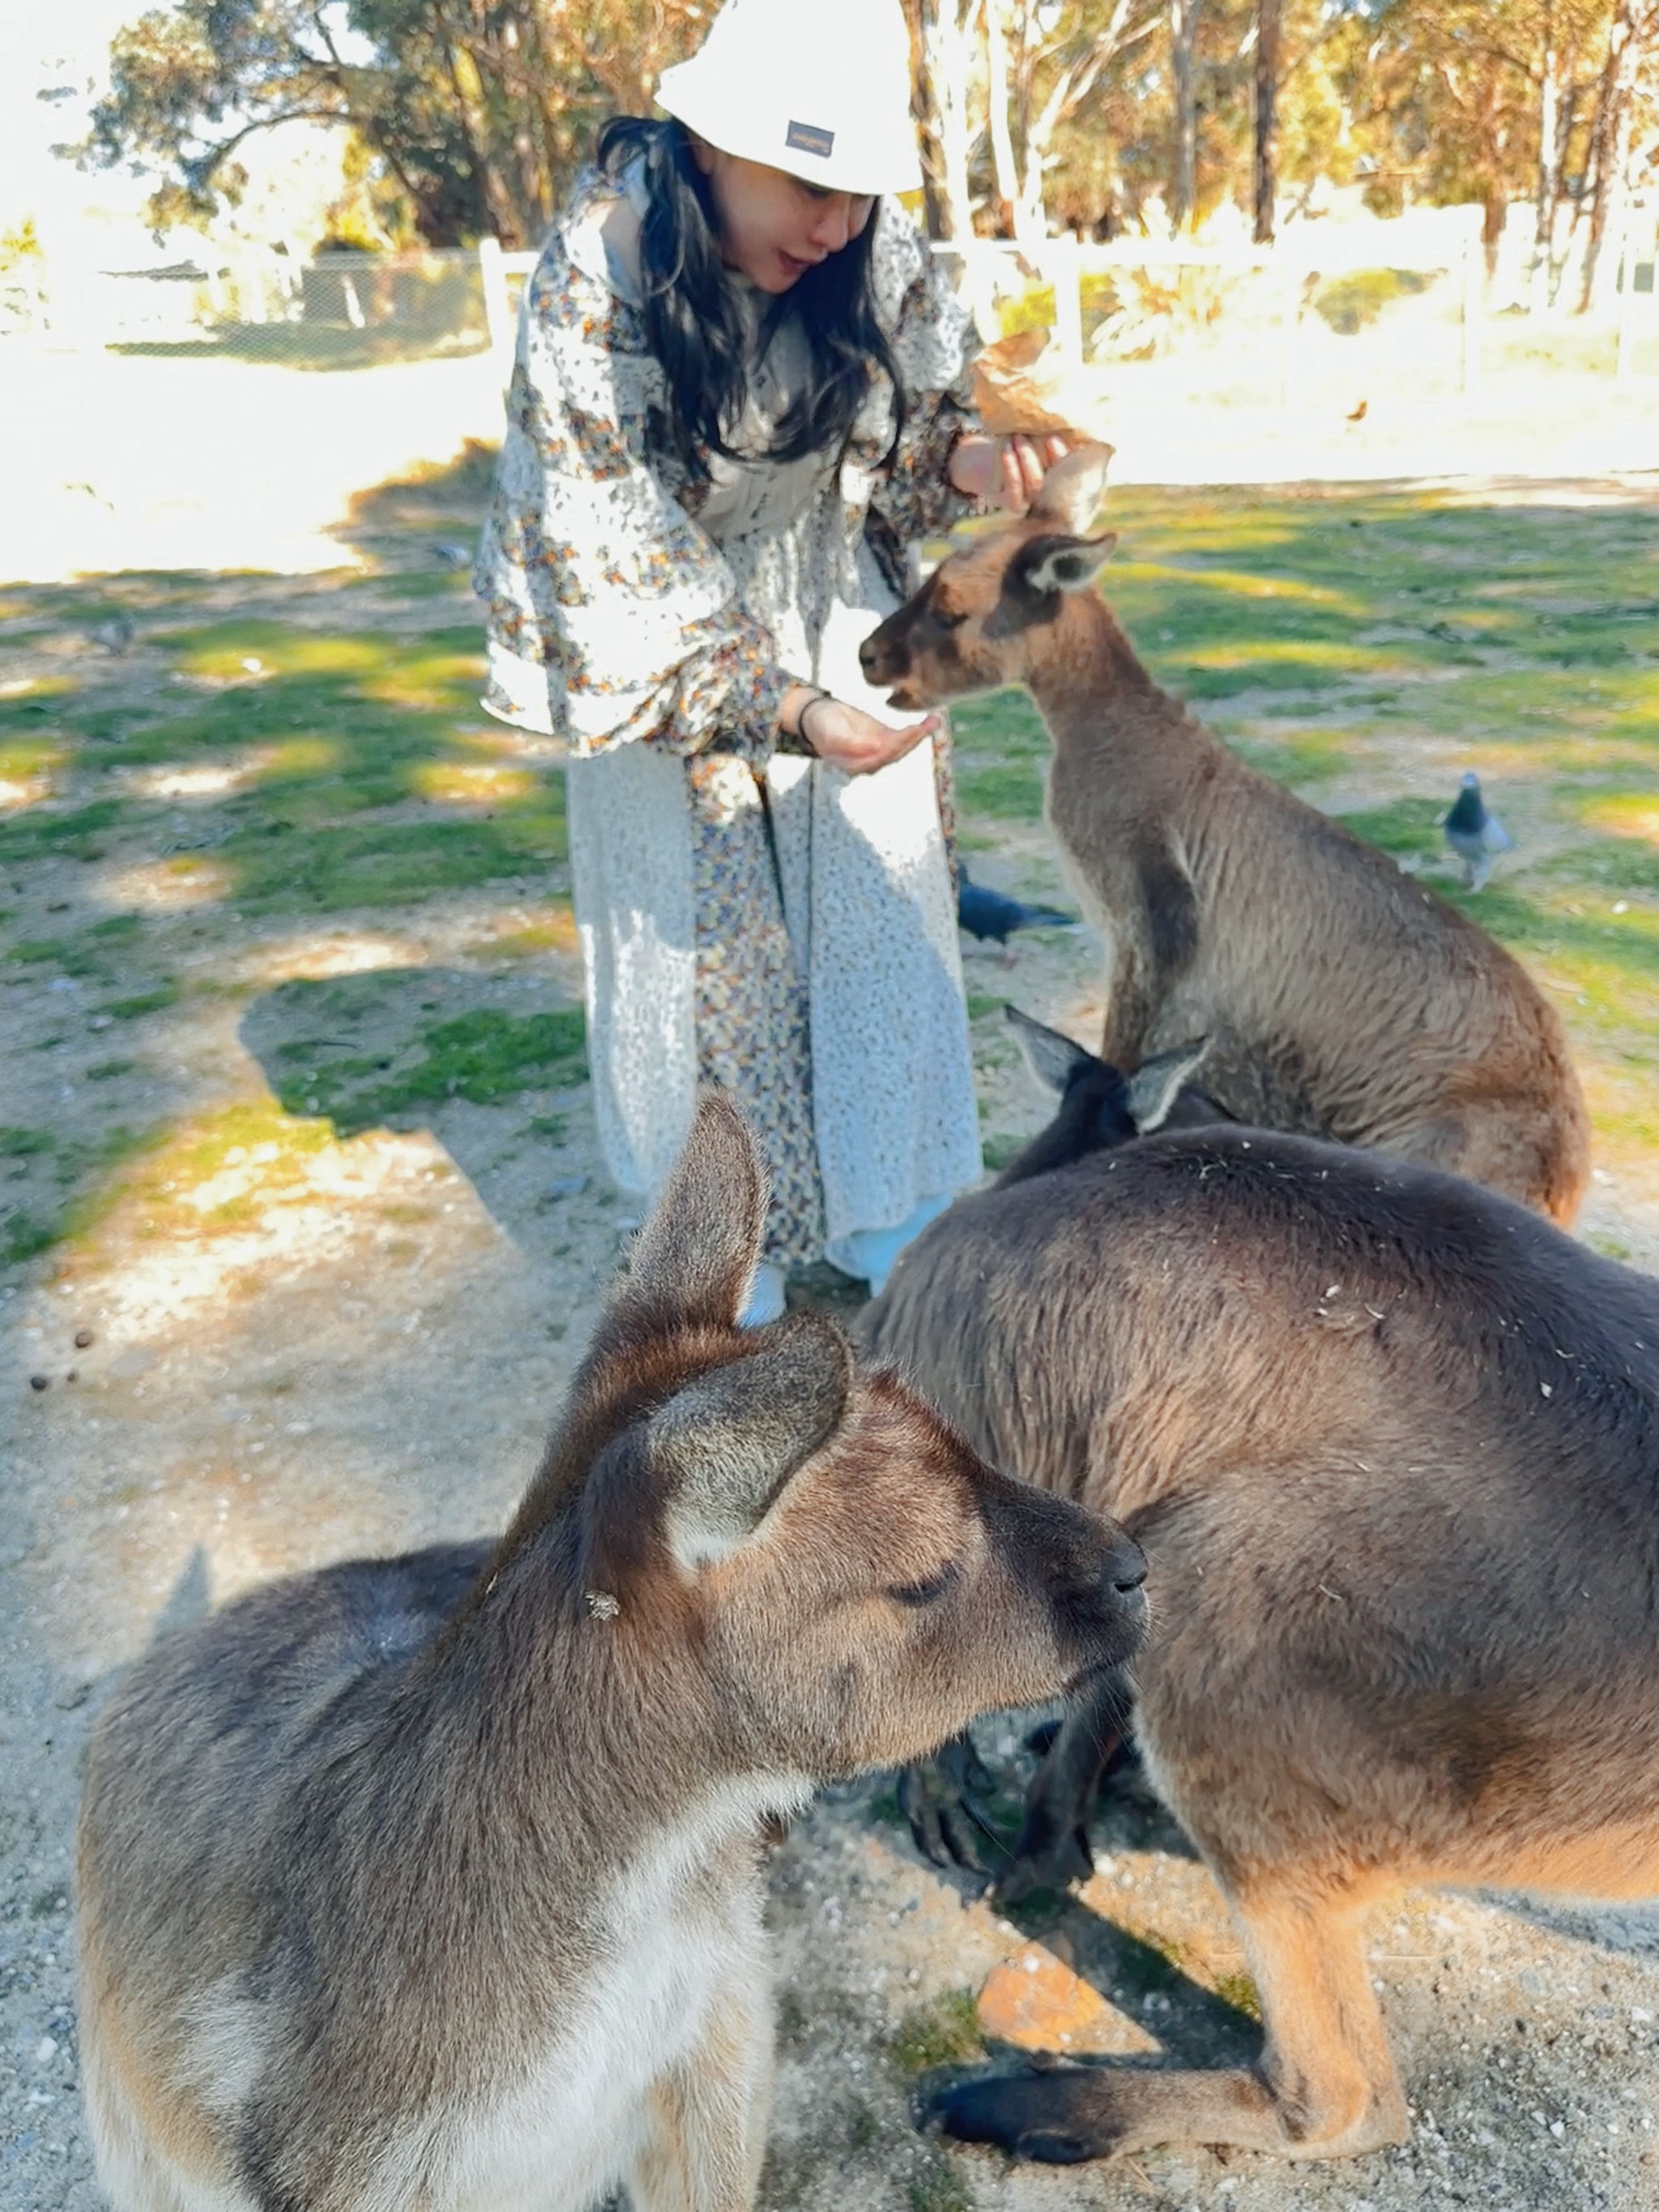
[{"x1": 864, "y1": 1118, "x2": 1659, "y2": 2167}]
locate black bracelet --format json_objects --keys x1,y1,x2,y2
[{"x1": 797, "y1": 691, "x2": 834, "y2": 754}]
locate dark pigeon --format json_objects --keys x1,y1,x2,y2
[
  {"x1": 1443, "y1": 771, "x2": 1513, "y2": 891},
  {"x1": 957, "y1": 865, "x2": 1077, "y2": 947}
]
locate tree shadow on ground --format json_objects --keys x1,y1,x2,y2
[
  {"x1": 330, "y1": 439, "x2": 500, "y2": 570},
  {"x1": 237, "y1": 966, "x2": 597, "y2": 1257}
]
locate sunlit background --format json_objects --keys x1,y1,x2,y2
[{"x1": 3, "y1": 5, "x2": 1659, "y2": 2208}]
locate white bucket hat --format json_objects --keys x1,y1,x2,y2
[{"x1": 656, "y1": 0, "x2": 922, "y2": 199}]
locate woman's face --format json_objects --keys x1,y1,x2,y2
[{"x1": 690, "y1": 140, "x2": 875, "y2": 293}]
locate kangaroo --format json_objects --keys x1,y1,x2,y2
[
  {"x1": 861, "y1": 1064, "x2": 1659, "y2": 2167},
  {"x1": 75, "y1": 1095, "x2": 1149, "y2": 2212},
  {"x1": 859, "y1": 447, "x2": 1590, "y2": 1225}
]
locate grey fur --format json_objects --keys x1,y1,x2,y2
[{"x1": 75, "y1": 1094, "x2": 1147, "y2": 2212}]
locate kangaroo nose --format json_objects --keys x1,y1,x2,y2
[{"x1": 1106, "y1": 1532, "x2": 1148, "y2": 1595}]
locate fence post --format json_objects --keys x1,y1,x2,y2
[
  {"x1": 1277, "y1": 244, "x2": 1299, "y2": 409},
  {"x1": 1615, "y1": 212, "x2": 1636, "y2": 385},
  {"x1": 1047, "y1": 234, "x2": 1084, "y2": 369},
  {"x1": 479, "y1": 235, "x2": 511, "y2": 379},
  {"x1": 1462, "y1": 219, "x2": 1482, "y2": 398}
]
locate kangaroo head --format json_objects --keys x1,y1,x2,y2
[
  {"x1": 860, "y1": 444, "x2": 1116, "y2": 708},
  {"x1": 997, "y1": 1009, "x2": 1215, "y2": 1186},
  {"x1": 516, "y1": 1095, "x2": 1146, "y2": 1785}
]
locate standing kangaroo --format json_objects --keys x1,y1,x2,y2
[
  {"x1": 859, "y1": 449, "x2": 1590, "y2": 1224},
  {"x1": 76, "y1": 1095, "x2": 1148, "y2": 2212},
  {"x1": 861, "y1": 1055, "x2": 1659, "y2": 2167}
]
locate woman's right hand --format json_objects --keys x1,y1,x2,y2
[{"x1": 797, "y1": 695, "x2": 940, "y2": 776}]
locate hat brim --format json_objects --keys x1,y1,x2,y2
[{"x1": 657, "y1": 70, "x2": 922, "y2": 198}]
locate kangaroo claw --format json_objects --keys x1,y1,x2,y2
[{"x1": 900, "y1": 1732, "x2": 1000, "y2": 1873}]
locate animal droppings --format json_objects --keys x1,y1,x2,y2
[
  {"x1": 28, "y1": 1375, "x2": 48, "y2": 1392},
  {"x1": 75, "y1": 1329, "x2": 93, "y2": 1349}
]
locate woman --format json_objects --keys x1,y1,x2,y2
[{"x1": 476, "y1": 0, "x2": 1067, "y2": 1319}]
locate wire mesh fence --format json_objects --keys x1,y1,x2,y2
[{"x1": 6, "y1": 247, "x2": 494, "y2": 369}]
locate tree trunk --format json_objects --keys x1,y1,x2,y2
[
  {"x1": 1533, "y1": 6, "x2": 1561, "y2": 310},
  {"x1": 984, "y1": 0, "x2": 1029, "y2": 241},
  {"x1": 923, "y1": 0, "x2": 982, "y2": 243},
  {"x1": 1171, "y1": 0, "x2": 1198, "y2": 233},
  {"x1": 1577, "y1": 0, "x2": 1648, "y2": 312},
  {"x1": 1252, "y1": 0, "x2": 1280, "y2": 244}
]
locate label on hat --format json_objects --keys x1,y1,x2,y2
[{"x1": 785, "y1": 120, "x2": 835, "y2": 159}]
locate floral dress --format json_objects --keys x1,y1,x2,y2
[{"x1": 475, "y1": 163, "x2": 984, "y2": 1276}]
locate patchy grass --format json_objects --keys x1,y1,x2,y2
[
  {"x1": 2, "y1": 1121, "x2": 163, "y2": 1263},
  {"x1": 1213, "y1": 1968, "x2": 1264, "y2": 2021},
  {"x1": 265, "y1": 997, "x2": 587, "y2": 1136},
  {"x1": 907, "y1": 2167, "x2": 975, "y2": 2212},
  {"x1": 3, "y1": 469, "x2": 1656, "y2": 1298},
  {"x1": 887, "y1": 1988, "x2": 985, "y2": 2074},
  {"x1": 0, "y1": 1126, "x2": 54, "y2": 1158},
  {"x1": 75, "y1": 1100, "x2": 336, "y2": 1248}
]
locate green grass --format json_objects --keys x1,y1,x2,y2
[
  {"x1": 103, "y1": 984, "x2": 182, "y2": 1020},
  {"x1": 908, "y1": 2168, "x2": 975, "y2": 2212},
  {"x1": 0, "y1": 1127, "x2": 54, "y2": 1158},
  {"x1": 2, "y1": 1121, "x2": 161, "y2": 1263},
  {"x1": 0, "y1": 609, "x2": 565, "y2": 920},
  {"x1": 2, "y1": 468, "x2": 1655, "y2": 1283},
  {"x1": 888, "y1": 1988, "x2": 984, "y2": 2073},
  {"x1": 267, "y1": 1002, "x2": 587, "y2": 1134}
]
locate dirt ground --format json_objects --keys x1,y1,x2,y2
[{"x1": 3, "y1": 347, "x2": 1659, "y2": 2212}]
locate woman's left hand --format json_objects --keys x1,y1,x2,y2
[{"x1": 949, "y1": 432, "x2": 1077, "y2": 515}]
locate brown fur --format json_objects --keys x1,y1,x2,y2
[
  {"x1": 859, "y1": 450, "x2": 1590, "y2": 1224},
  {"x1": 862, "y1": 1104, "x2": 1659, "y2": 2163},
  {"x1": 75, "y1": 1095, "x2": 1147, "y2": 2212}
]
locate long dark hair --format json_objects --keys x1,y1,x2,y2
[{"x1": 596, "y1": 115, "x2": 906, "y2": 478}]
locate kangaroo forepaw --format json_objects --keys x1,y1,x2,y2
[
  {"x1": 900, "y1": 1733, "x2": 999, "y2": 1873},
  {"x1": 992, "y1": 1811, "x2": 1094, "y2": 1906}
]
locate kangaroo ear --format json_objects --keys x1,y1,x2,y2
[
  {"x1": 1026, "y1": 442, "x2": 1112, "y2": 533},
  {"x1": 616, "y1": 1091, "x2": 768, "y2": 1330},
  {"x1": 1123, "y1": 1038, "x2": 1211, "y2": 1133},
  {"x1": 1013, "y1": 531, "x2": 1117, "y2": 598},
  {"x1": 1007, "y1": 1003, "x2": 1098, "y2": 1095},
  {"x1": 652, "y1": 1317, "x2": 852, "y2": 1566}
]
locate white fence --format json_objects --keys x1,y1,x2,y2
[
  {"x1": 9, "y1": 213, "x2": 1654, "y2": 396},
  {"x1": 476, "y1": 212, "x2": 1659, "y2": 405},
  {"x1": 930, "y1": 211, "x2": 1659, "y2": 392}
]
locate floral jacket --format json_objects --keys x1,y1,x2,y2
[{"x1": 473, "y1": 167, "x2": 981, "y2": 759}]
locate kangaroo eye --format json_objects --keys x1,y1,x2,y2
[
  {"x1": 934, "y1": 605, "x2": 969, "y2": 631},
  {"x1": 887, "y1": 1562, "x2": 962, "y2": 1608}
]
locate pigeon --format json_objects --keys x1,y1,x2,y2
[
  {"x1": 90, "y1": 613, "x2": 134, "y2": 655},
  {"x1": 434, "y1": 541, "x2": 473, "y2": 569},
  {"x1": 1444, "y1": 771, "x2": 1513, "y2": 891},
  {"x1": 957, "y1": 865, "x2": 1077, "y2": 949}
]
